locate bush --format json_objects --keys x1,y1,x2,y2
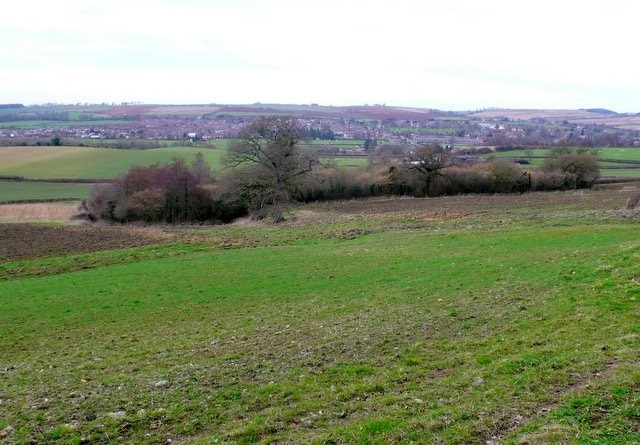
[
  {"x1": 542, "y1": 152, "x2": 600, "y2": 188},
  {"x1": 88, "y1": 147, "x2": 600, "y2": 225},
  {"x1": 124, "y1": 188, "x2": 165, "y2": 222},
  {"x1": 88, "y1": 155, "x2": 247, "y2": 224}
]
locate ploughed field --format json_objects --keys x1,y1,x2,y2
[{"x1": 1, "y1": 187, "x2": 639, "y2": 444}]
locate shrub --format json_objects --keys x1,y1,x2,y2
[
  {"x1": 88, "y1": 155, "x2": 247, "y2": 224},
  {"x1": 541, "y1": 152, "x2": 600, "y2": 188},
  {"x1": 124, "y1": 188, "x2": 165, "y2": 222}
]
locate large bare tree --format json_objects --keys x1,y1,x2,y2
[
  {"x1": 225, "y1": 116, "x2": 318, "y2": 222},
  {"x1": 404, "y1": 144, "x2": 456, "y2": 196}
]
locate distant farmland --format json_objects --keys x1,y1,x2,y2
[
  {"x1": 0, "y1": 146, "x2": 226, "y2": 180},
  {"x1": 490, "y1": 147, "x2": 640, "y2": 176},
  {"x1": 0, "y1": 142, "x2": 366, "y2": 181},
  {"x1": 0, "y1": 144, "x2": 368, "y2": 201}
]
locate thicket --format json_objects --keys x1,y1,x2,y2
[
  {"x1": 88, "y1": 117, "x2": 600, "y2": 224},
  {"x1": 88, "y1": 153, "x2": 246, "y2": 223},
  {"x1": 294, "y1": 155, "x2": 597, "y2": 203},
  {"x1": 89, "y1": 151, "x2": 599, "y2": 224}
]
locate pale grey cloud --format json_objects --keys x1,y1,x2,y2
[{"x1": 1, "y1": 0, "x2": 638, "y2": 111}]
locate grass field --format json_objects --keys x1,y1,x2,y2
[
  {"x1": 490, "y1": 148, "x2": 640, "y2": 174},
  {"x1": 0, "y1": 181, "x2": 94, "y2": 202},
  {"x1": 329, "y1": 156, "x2": 369, "y2": 168},
  {"x1": 599, "y1": 147, "x2": 640, "y2": 161},
  {"x1": 0, "y1": 142, "x2": 364, "y2": 183},
  {"x1": 490, "y1": 147, "x2": 640, "y2": 161},
  {"x1": 0, "y1": 147, "x2": 226, "y2": 179},
  {"x1": 601, "y1": 168, "x2": 640, "y2": 178},
  {"x1": 1, "y1": 188, "x2": 639, "y2": 443}
]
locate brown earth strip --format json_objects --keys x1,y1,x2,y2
[{"x1": 0, "y1": 224, "x2": 173, "y2": 262}]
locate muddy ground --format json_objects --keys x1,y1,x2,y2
[{"x1": 0, "y1": 224, "x2": 174, "y2": 262}]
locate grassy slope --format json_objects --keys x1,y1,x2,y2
[
  {"x1": 0, "y1": 181, "x2": 94, "y2": 202},
  {"x1": 0, "y1": 193, "x2": 639, "y2": 443}
]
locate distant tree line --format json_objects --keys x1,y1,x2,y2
[
  {"x1": 0, "y1": 104, "x2": 24, "y2": 109},
  {"x1": 303, "y1": 126, "x2": 335, "y2": 140},
  {"x1": 0, "y1": 111, "x2": 70, "y2": 122},
  {"x1": 89, "y1": 116, "x2": 601, "y2": 224},
  {"x1": 0, "y1": 137, "x2": 209, "y2": 150}
]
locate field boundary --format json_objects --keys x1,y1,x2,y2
[
  {"x1": 0, "y1": 197, "x2": 83, "y2": 204},
  {"x1": 0, "y1": 175, "x2": 112, "y2": 183}
]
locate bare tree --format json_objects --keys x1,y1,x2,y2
[
  {"x1": 225, "y1": 116, "x2": 318, "y2": 221},
  {"x1": 404, "y1": 144, "x2": 456, "y2": 196}
]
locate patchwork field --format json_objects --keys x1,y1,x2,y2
[{"x1": 1, "y1": 187, "x2": 639, "y2": 443}]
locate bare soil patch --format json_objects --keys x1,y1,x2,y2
[
  {"x1": 309, "y1": 187, "x2": 637, "y2": 215},
  {"x1": 0, "y1": 224, "x2": 174, "y2": 262},
  {"x1": 0, "y1": 203, "x2": 78, "y2": 222}
]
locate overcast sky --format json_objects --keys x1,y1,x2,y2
[{"x1": 1, "y1": 0, "x2": 638, "y2": 111}]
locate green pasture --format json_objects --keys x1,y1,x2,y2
[
  {"x1": 488, "y1": 147, "x2": 640, "y2": 177},
  {"x1": 598, "y1": 147, "x2": 640, "y2": 161},
  {"x1": 1, "y1": 189, "x2": 639, "y2": 443},
  {"x1": 601, "y1": 168, "x2": 640, "y2": 178},
  {"x1": 329, "y1": 156, "x2": 369, "y2": 168},
  {"x1": 491, "y1": 147, "x2": 640, "y2": 161},
  {"x1": 0, "y1": 142, "x2": 365, "y2": 183},
  {"x1": 0, "y1": 181, "x2": 94, "y2": 202},
  {"x1": 0, "y1": 146, "x2": 226, "y2": 179}
]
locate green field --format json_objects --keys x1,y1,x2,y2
[
  {"x1": 329, "y1": 156, "x2": 369, "y2": 168},
  {"x1": 0, "y1": 146, "x2": 227, "y2": 179},
  {"x1": 599, "y1": 147, "x2": 640, "y2": 161},
  {"x1": 0, "y1": 142, "x2": 364, "y2": 183},
  {"x1": 601, "y1": 168, "x2": 640, "y2": 178},
  {"x1": 1, "y1": 189, "x2": 639, "y2": 443},
  {"x1": 491, "y1": 147, "x2": 640, "y2": 161},
  {"x1": 490, "y1": 147, "x2": 640, "y2": 175},
  {"x1": 0, "y1": 181, "x2": 94, "y2": 202}
]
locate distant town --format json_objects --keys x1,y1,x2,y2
[{"x1": 2, "y1": 103, "x2": 640, "y2": 149}]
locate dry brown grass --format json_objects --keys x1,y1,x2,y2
[
  {"x1": 0, "y1": 202, "x2": 78, "y2": 222},
  {"x1": 148, "y1": 105, "x2": 222, "y2": 115},
  {"x1": 472, "y1": 109, "x2": 598, "y2": 120},
  {"x1": 570, "y1": 116, "x2": 640, "y2": 130}
]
